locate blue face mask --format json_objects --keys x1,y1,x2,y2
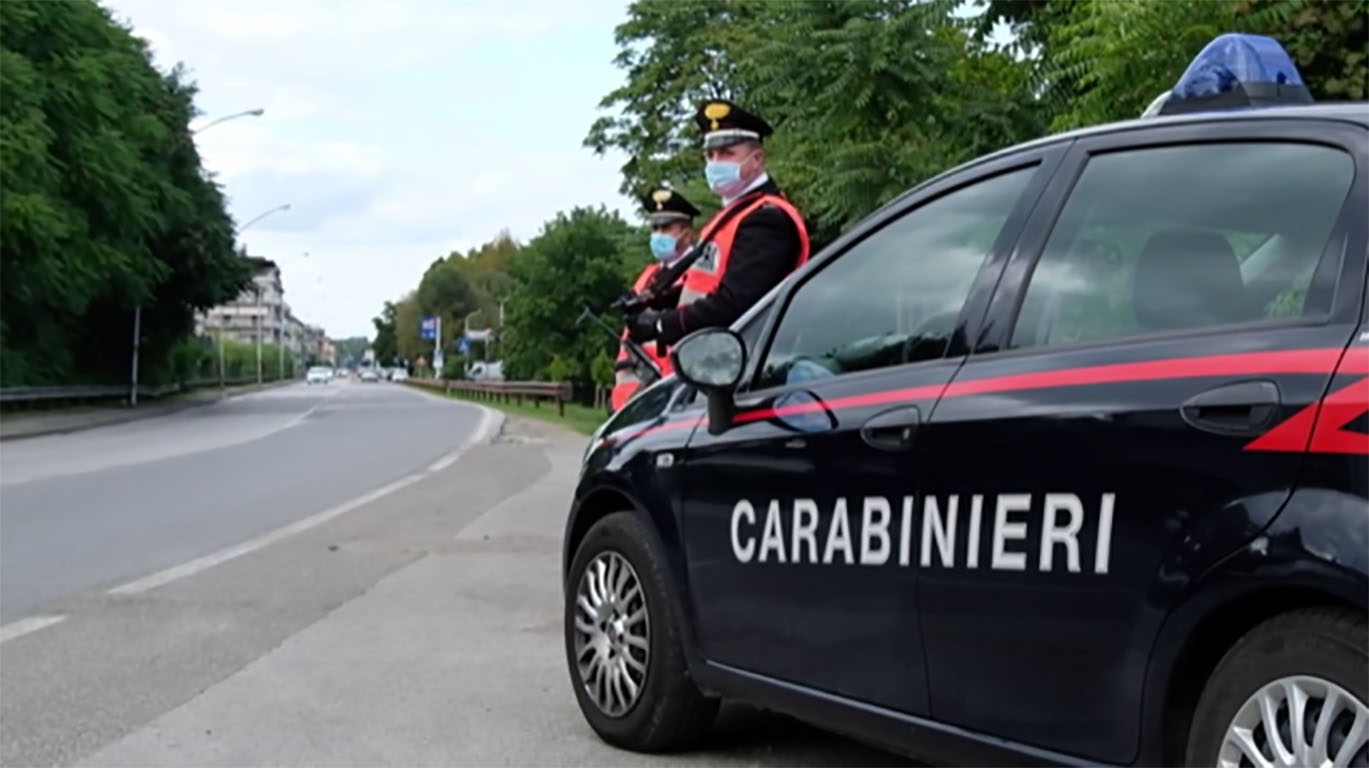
[
  {"x1": 705, "y1": 160, "x2": 742, "y2": 193},
  {"x1": 649, "y1": 232, "x2": 678, "y2": 261}
]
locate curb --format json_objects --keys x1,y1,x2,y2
[{"x1": 0, "y1": 380, "x2": 296, "y2": 442}]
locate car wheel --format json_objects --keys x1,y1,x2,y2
[
  {"x1": 564, "y1": 511, "x2": 718, "y2": 752},
  {"x1": 1186, "y1": 607, "x2": 1368, "y2": 768}
]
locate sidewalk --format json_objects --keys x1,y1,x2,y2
[{"x1": 0, "y1": 381, "x2": 293, "y2": 441}]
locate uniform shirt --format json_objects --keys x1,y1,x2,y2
[{"x1": 656, "y1": 178, "x2": 801, "y2": 345}]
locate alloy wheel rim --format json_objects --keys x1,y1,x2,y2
[
  {"x1": 572, "y1": 550, "x2": 650, "y2": 717},
  {"x1": 1219, "y1": 675, "x2": 1369, "y2": 768}
]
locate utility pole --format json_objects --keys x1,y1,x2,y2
[
  {"x1": 255, "y1": 287, "x2": 263, "y2": 384},
  {"x1": 218, "y1": 312, "x2": 226, "y2": 393},
  {"x1": 278, "y1": 317, "x2": 285, "y2": 381},
  {"x1": 129, "y1": 306, "x2": 142, "y2": 406}
]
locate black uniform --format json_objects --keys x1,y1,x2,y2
[{"x1": 653, "y1": 179, "x2": 801, "y2": 345}]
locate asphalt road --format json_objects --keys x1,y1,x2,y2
[
  {"x1": 0, "y1": 380, "x2": 906, "y2": 767},
  {"x1": 0, "y1": 379, "x2": 483, "y2": 623}
]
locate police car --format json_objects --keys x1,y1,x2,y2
[{"x1": 562, "y1": 34, "x2": 1368, "y2": 767}]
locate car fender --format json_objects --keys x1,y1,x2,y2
[{"x1": 1136, "y1": 486, "x2": 1368, "y2": 764}]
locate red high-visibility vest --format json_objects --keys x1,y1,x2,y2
[
  {"x1": 677, "y1": 193, "x2": 810, "y2": 307},
  {"x1": 610, "y1": 262, "x2": 673, "y2": 412}
]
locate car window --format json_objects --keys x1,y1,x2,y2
[
  {"x1": 755, "y1": 166, "x2": 1036, "y2": 390},
  {"x1": 1011, "y1": 143, "x2": 1355, "y2": 350}
]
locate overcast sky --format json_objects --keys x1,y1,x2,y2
[{"x1": 103, "y1": 0, "x2": 635, "y2": 339}]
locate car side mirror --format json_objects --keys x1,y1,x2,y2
[{"x1": 671, "y1": 328, "x2": 746, "y2": 435}]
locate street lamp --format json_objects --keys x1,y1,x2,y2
[
  {"x1": 236, "y1": 203, "x2": 291, "y2": 234},
  {"x1": 191, "y1": 108, "x2": 264, "y2": 136},
  {"x1": 133, "y1": 107, "x2": 267, "y2": 405}
]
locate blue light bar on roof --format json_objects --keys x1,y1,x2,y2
[{"x1": 1157, "y1": 33, "x2": 1312, "y2": 115}]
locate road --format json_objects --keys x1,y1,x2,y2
[{"x1": 0, "y1": 380, "x2": 905, "y2": 767}]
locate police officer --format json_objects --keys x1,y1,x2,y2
[
  {"x1": 610, "y1": 187, "x2": 701, "y2": 412},
  {"x1": 628, "y1": 100, "x2": 810, "y2": 347}
]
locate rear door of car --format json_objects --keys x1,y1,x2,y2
[
  {"x1": 673, "y1": 145, "x2": 1066, "y2": 715},
  {"x1": 914, "y1": 117, "x2": 1368, "y2": 763}
]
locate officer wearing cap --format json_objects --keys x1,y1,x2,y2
[
  {"x1": 628, "y1": 99, "x2": 810, "y2": 347},
  {"x1": 610, "y1": 187, "x2": 701, "y2": 412}
]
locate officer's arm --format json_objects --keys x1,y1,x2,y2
[{"x1": 657, "y1": 207, "x2": 799, "y2": 345}]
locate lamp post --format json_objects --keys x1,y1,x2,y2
[
  {"x1": 191, "y1": 108, "x2": 264, "y2": 135},
  {"x1": 132, "y1": 108, "x2": 265, "y2": 404},
  {"x1": 237, "y1": 203, "x2": 291, "y2": 234},
  {"x1": 233, "y1": 205, "x2": 290, "y2": 387}
]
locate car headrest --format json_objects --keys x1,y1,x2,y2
[{"x1": 1133, "y1": 229, "x2": 1249, "y2": 331}]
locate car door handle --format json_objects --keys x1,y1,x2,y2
[
  {"x1": 861, "y1": 405, "x2": 921, "y2": 451},
  {"x1": 1181, "y1": 380, "x2": 1281, "y2": 436}
]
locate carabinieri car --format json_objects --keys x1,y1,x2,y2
[{"x1": 562, "y1": 34, "x2": 1369, "y2": 767}]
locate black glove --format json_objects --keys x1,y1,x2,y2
[{"x1": 627, "y1": 309, "x2": 662, "y2": 343}]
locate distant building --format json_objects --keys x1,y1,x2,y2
[{"x1": 195, "y1": 256, "x2": 331, "y2": 367}]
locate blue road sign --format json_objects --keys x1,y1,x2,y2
[{"x1": 419, "y1": 316, "x2": 438, "y2": 340}]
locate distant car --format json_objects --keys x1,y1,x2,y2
[
  {"x1": 359, "y1": 368, "x2": 379, "y2": 382},
  {"x1": 391, "y1": 369, "x2": 409, "y2": 382},
  {"x1": 305, "y1": 366, "x2": 332, "y2": 385}
]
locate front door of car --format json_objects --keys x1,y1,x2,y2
[
  {"x1": 675, "y1": 154, "x2": 1061, "y2": 715},
  {"x1": 915, "y1": 123, "x2": 1367, "y2": 763}
]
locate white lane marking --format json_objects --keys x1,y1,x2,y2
[
  {"x1": 283, "y1": 403, "x2": 322, "y2": 430},
  {"x1": 426, "y1": 405, "x2": 501, "y2": 472},
  {"x1": 0, "y1": 614, "x2": 66, "y2": 644},
  {"x1": 108, "y1": 473, "x2": 426, "y2": 596}
]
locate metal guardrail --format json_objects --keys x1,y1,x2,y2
[
  {"x1": 407, "y1": 378, "x2": 573, "y2": 416},
  {"x1": 0, "y1": 376, "x2": 281, "y2": 405}
]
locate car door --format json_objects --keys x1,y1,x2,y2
[
  {"x1": 674, "y1": 148, "x2": 1065, "y2": 715},
  {"x1": 915, "y1": 120, "x2": 1368, "y2": 763}
]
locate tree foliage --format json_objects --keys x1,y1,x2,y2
[
  {"x1": 502, "y1": 207, "x2": 639, "y2": 384},
  {"x1": 586, "y1": 0, "x2": 1046, "y2": 244},
  {"x1": 0, "y1": 0, "x2": 249, "y2": 386}
]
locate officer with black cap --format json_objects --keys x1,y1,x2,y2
[
  {"x1": 609, "y1": 187, "x2": 702, "y2": 412},
  {"x1": 627, "y1": 99, "x2": 811, "y2": 346}
]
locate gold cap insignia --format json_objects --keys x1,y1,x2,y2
[
  {"x1": 651, "y1": 189, "x2": 671, "y2": 210},
  {"x1": 704, "y1": 102, "x2": 731, "y2": 131}
]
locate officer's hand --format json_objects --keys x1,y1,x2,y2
[{"x1": 627, "y1": 309, "x2": 661, "y2": 343}]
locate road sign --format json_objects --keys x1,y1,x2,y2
[
  {"x1": 457, "y1": 338, "x2": 470, "y2": 356},
  {"x1": 420, "y1": 316, "x2": 438, "y2": 340}
]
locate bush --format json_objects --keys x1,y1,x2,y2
[{"x1": 546, "y1": 354, "x2": 572, "y2": 382}]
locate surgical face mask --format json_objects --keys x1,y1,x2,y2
[
  {"x1": 705, "y1": 149, "x2": 758, "y2": 196},
  {"x1": 649, "y1": 232, "x2": 678, "y2": 261},
  {"x1": 704, "y1": 160, "x2": 742, "y2": 193}
]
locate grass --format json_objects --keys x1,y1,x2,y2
[{"x1": 434, "y1": 388, "x2": 609, "y2": 436}]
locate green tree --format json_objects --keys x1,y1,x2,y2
[
  {"x1": 370, "y1": 301, "x2": 399, "y2": 364},
  {"x1": 587, "y1": 0, "x2": 1045, "y2": 243},
  {"x1": 591, "y1": 350, "x2": 616, "y2": 389},
  {"x1": 502, "y1": 207, "x2": 636, "y2": 384},
  {"x1": 984, "y1": 0, "x2": 1366, "y2": 133},
  {"x1": 0, "y1": 0, "x2": 248, "y2": 386},
  {"x1": 585, "y1": 0, "x2": 768, "y2": 205},
  {"x1": 331, "y1": 336, "x2": 369, "y2": 367}
]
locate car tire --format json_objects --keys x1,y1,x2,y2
[
  {"x1": 1185, "y1": 606, "x2": 1368, "y2": 767},
  {"x1": 564, "y1": 511, "x2": 718, "y2": 752}
]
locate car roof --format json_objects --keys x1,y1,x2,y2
[{"x1": 875, "y1": 102, "x2": 1369, "y2": 216}]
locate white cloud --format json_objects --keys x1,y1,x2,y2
[{"x1": 102, "y1": 0, "x2": 635, "y2": 338}]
